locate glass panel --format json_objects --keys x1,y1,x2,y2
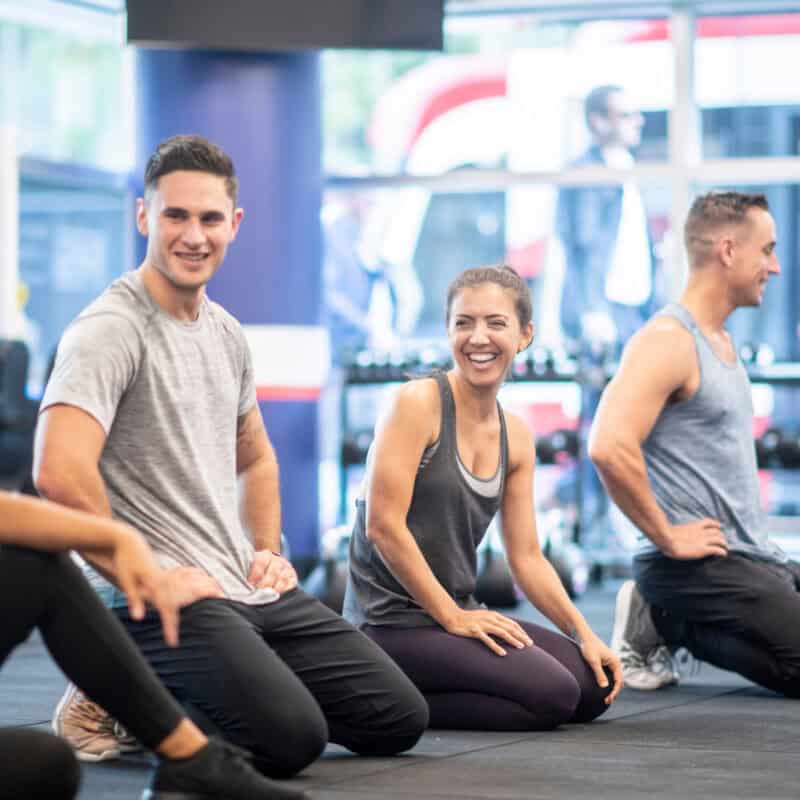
[
  {"x1": 0, "y1": 18, "x2": 130, "y2": 170},
  {"x1": 697, "y1": 13, "x2": 800, "y2": 159},
  {"x1": 323, "y1": 16, "x2": 671, "y2": 177},
  {"x1": 322, "y1": 182, "x2": 672, "y2": 360},
  {"x1": 18, "y1": 162, "x2": 129, "y2": 396}
]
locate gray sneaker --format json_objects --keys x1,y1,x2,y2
[{"x1": 611, "y1": 581, "x2": 676, "y2": 691}]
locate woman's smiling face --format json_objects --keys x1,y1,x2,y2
[{"x1": 447, "y1": 282, "x2": 532, "y2": 387}]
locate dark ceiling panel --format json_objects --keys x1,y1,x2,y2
[{"x1": 127, "y1": 0, "x2": 444, "y2": 51}]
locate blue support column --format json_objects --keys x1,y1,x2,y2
[{"x1": 136, "y1": 49, "x2": 323, "y2": 562}]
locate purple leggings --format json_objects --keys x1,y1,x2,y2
[{"x1": 363, "y1": 619, "x2": 611, "y2": 731}]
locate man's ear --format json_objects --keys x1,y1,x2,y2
[
  {"x1": 230, "y1": 208, "x2": 245, "y2": 240},
  {"x1": 718, "y1": 236, "x2": 736, "y2": 268},
  {"x1": 136, "y1": 198, "x2": 148, "y2": 236}
]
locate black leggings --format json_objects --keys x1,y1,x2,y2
[
  {"x1": 635, "y1": 553, "x2": 800, "y2": 698},
  {"x1": 115, "y1": 589, "x2": 428, "y2": 778},
  {"x1": 0, "y1": 546, "x2": 185, "y2": 799},
  {"x1": 363, "y1": 619, "x2": 611, "y2": 730}
]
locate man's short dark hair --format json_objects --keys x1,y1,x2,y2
[
  {"x1": 684, "y1": 190, "x2": 769, "y2": 266},
  {"x1": 584, "y1": 84, "x2": 622, "y2": 131},
  {"x1": 144, "y1": 135, "x2": 239, "y2": 204}
]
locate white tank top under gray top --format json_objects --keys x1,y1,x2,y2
[
  {"x1": 638, "y1": 304, "x2": 785, "y2": 564},
  {"x1": 343, "y1": 371, "x2": 509, "y2": 627}
]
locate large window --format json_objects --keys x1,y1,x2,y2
[
  {"x1": 323, "y1": 6, "x2": 800, "y2": 364},
  {"x1": 323, "y1": 15, "x2": 672, "y2": 177},
  {"x1": 322, "y1": 181, "x2": 672, "y2": 358},
  {"x1": 697, "y1": 14, "x2": 800, "y2": 160},
  {"x1": 321, "y1": 3, "x2": 800, "y2": 538},
  {"x1": 0, "y1": 3, "x2": 130, "y2": 171}
]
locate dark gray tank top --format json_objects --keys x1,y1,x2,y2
[
  {"x1": 639, "y1": 304, "x2": 785, "y2": 563},
  {"x1": 343, "y1": 371, "x2": 509, "y2": 627}
]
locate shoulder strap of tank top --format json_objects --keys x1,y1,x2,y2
[
  {"x1": 658, "y1": 302, "x2": 696, "y2": 333},
  {"x1": 430, "y1": 370, "x2": 455, "y2": 452},
  {"x1": 496, "y1": 400, "x2": 509, "y2": 495}
]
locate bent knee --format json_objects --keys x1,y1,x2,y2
[
  {"x1": 571, "y1": 670, "x2": 613, "y2": 723},
  {"x1": 3, "y1": 730, "x2": 80, "y2": 800},
  {"x1": 365, "y1": 697, "x2": 429, "y2": 755},
  {"x1": 346, "y1": 688, "x2": 429, "y2": 757},
  {"x1": 776, "y1": 660, "x2": 800, "y2": 699},
  {"x1": 527, "y1": 673, "x2": 582, "y2": 729},
  {"x1": 248, "y1": 708, "x2": 328, "y2": 778}
]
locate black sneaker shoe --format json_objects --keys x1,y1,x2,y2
[{"x1": 141, "y1": 737, "x2": 310, "y2": 800}]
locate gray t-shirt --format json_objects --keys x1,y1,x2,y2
[{"x1": 41, "y1": 269, "x2": 279, "y2": 605}]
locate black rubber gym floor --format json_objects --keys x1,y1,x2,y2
[{"x1": 2, "y1": 583, "x2": 797, "y2": 799}]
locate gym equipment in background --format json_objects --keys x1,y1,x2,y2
[
  {"x1": 304, "y1": 525, "x2": 351, "y2": 613},
  {"x1": 474, "y1": 524, "x2": 518, "y2": 609},
  {"x1": 0, "y1": 340, "x2": 38, "y2": 492}
]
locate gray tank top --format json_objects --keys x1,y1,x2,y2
[
  {"x1": 638, "y1": 304, "x2": 785, "y2": 563},
  {"x1": 343, "y1": 371, "x2": 509, "y2": 627}
]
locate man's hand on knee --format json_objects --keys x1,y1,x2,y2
[
  {"x1": 248, "y1": 549, "x2": 298, "y2": 595},
  {"x1": 165, "y1": 566, "x2": 225, "y2": 609}
]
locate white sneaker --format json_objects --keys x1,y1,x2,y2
[
  {"x1": 648, "y1": 644, "x2": 681, "y2": 687},
  {"x1": 611, "y1": 580, "x2": 675, "y2": 691}
]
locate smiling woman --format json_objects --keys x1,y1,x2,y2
[
  {"x1": 446, "y1": 265, "x2": 533, "y2": 385},
  {"x1": 341, "y1": 263, "x2": 623, "y2": 732}
]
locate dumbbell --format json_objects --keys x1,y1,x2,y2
[
  {"x1": 303, "y1": 525, "x2": 352, "y2": 614},
  {"x1": 474, "y1": 548, "x2": 519, "y2": 609},
  {"x1": 341, "y1": 430, "x2": 373, "y2": 466},
  {"x1": 757, "y1": 427, "x2": 787, "y2": 469}
]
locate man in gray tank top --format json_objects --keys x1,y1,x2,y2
[
  {"x1": 589, "y1": 191, "x2": 800, "y2": 698},
  {"x1": 34, "y1": 135, "x2": 426, "y2": 774}
]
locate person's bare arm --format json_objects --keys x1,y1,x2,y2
[
  {"x1": 588, "y1": 319, "x2": 728, "y2": 559},
  {"x1": 0, "y1": 490, "x2": 180, "y2": 645},
  {"x1": 34, "y1": 404, "x2": 223, "y2": 606},
  {"x1": 34, "y1": 404, "x2": 116, "y2": 575},
  {"x1": 500, "y1": 415, "x2": 622, "y2": 701},
  {"x1": 236, "y1": 405, "x2": 296, "y2": 594},
  {"x1": 366, "y1": 381, "x2": 531, "y2": 656}
]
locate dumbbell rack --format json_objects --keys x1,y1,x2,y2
[
  {"x1": 338, "y1": 356, "x2": 800, "y2": 566},
  {"x1": 337, "y1": 351, "x2": 589, "y2": 530}
]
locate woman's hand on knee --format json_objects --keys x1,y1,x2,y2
[
  {"x1": 442, "y1": 609, "x2": 533, "y2": 656},
  {"x1": 579, "y1": 634, "x2": 624, "y2": 704}
]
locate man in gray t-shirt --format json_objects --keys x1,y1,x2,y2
[
  {"x1": 35, "y1": 135, "x2": 426, "y2": 775},
  {"x1": 590, "y1": 191, "x2": 800, "y2": 699}
]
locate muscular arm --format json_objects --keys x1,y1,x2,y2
[
  {"x1": 236, "y1": 405, "x2": 281, "y2": 552},
  {"x1": 588, "y1": 319, "x2": 727, "y2": 559},
  {"x1": 501, "y1": 416, "x2": 593, "y2": 640},
  {"x1": 236, "y1": 406, "x2": 297, "y2": 594},
  {"x1": 33, "y1": 404, "x2": 118, "y2": 578},
  {"x1": 501, "y1": 414, "x2": 622, "y2": 698}
]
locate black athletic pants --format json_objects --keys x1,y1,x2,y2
[
  {"x1": 0, "y1": 546, "x2": 184, "y2": 800},
  {"x1": 634, "y1": 553, "x2": 800, "y2": 698},
  {"x1": 363, "y1": 619, "x2": 612, "y2": 730},
  {"x1": 115, "y1": 589, "x2": 429, "y2": 778}
]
